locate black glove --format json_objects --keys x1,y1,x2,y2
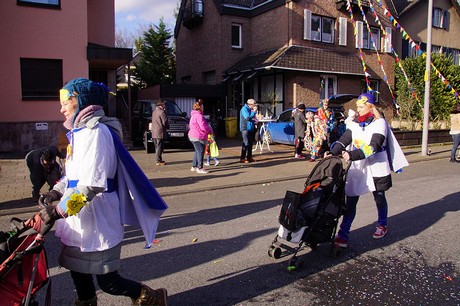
[
  {"x1": 39, "y1": 205, "x2": 62, "y2": 225},
  {"x1": 38, "y1": 190, "x2": 62, "y2": 208}
]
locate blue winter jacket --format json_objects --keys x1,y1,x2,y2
[{"x1": 239, "y1": 104, "x2": 256, "y2": 132}]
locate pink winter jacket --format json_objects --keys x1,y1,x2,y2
[{"x1": 188, "y1": 110, "x2": 213, "y2": 142}]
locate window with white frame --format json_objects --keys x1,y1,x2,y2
[
  {"x1": 17, "y1": 0, "x2": 60, "y2": 8},
  {"x1": 231, "y1": 23, "x2": 242, "y2": 48},
  {"x1": 320, "y1": 75, "x2": 337, "y2": 100},
  {"x1": 363, "y1": 27, "x2": 380, "y2": 50},
  {"x1": 20, "y1": 58, "x2": 62, "y2": 100},
  {"x1": 304, "y1": 10, "x2": 334, "y2": 44}
]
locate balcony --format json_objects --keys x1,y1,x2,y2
[
  {"x1": 183, "y1": 0, "x2": 204, "y2": 29},
  {"x1": 336, "y1": 0, "x2": 370, "y2": 13}
]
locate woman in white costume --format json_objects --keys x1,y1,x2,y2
[
  {"x1": 39, "y1": 78, "x2": 167, "y2": 306},
  {"x1": 326, "y1": 93, "x2": 408, "y2": 248}
]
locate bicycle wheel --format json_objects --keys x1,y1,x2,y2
[{"x1": 304, "y1": 136, "x2": 312, "y2": 152}]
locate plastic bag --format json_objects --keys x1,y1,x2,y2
[{"x1": 210, "y1": 141, "x2": 219, "y2": 157}]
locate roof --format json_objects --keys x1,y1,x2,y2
[{"x1": 225, "y1": 45, "x2": 378, "y2": 77}]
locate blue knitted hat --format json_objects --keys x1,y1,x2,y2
[{"x1": 60, "y1": 78, "x2": 109, "y2": 109}]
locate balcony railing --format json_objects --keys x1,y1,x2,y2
[{"x1": 183, "y1": 0, "x2": 204, "y2": 29}]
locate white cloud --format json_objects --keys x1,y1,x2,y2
[{"x1": 115, "y1": 0, "x2": 178, "y2": 34}]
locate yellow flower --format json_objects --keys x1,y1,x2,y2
[{"x1": 66, "y1": 193, "x2": 87, "y2": 216}]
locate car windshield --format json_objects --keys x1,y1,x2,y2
[
  {"x1": 164, "y1": 102, "x2": 184, "y2": 116},
  {"x1": 144, "y1": 101, "x2": 184, "y2": 117}
]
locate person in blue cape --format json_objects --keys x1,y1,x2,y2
[{"x1": 39, "y1": 78, "x2": 168, "y2": 306}]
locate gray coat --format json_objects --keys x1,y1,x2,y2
[
  {"x1": 294, "y1": 110, "x2": 307, "y2": 139},
  {"x1": 151, "y1": 106, "x2": 169, "y2": 139}
]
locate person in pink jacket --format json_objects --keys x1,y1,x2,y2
[{"x1": 188, "y1": 100, "x2": 213, "y2": 174}]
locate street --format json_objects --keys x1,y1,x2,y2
[{"x1": 1, "y1": 157, "x2": 459, "y2": 305}]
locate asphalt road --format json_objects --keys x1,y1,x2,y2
[{"x1": 1, "y1": 158, "x2": 459, "y2": 305}]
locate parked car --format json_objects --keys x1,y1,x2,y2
[
  {"x1": 131, "y1": 99, "x2": 189, "y2": 152},
  {"x1": 264, "y1": 94, "x2": 357, "y2": 145}
]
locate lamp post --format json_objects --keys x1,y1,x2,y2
[{"x1": 421, "y1": 0, "x2": 433, "y2": 156}]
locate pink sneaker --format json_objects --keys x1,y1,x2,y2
[
  {"x1": 373, "y1": 225, "x2": 387, "y2": 239},
  {"x1": 334, "y1": 236, "x2": 348, "y2": 248}
]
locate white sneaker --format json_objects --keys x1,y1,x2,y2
[
  {"x1": 191, "y1": 167, "x2": 197, "y2": 172},
  {"x1": 204, "y1": 162, "x2": 210, "y2": 166},
  {"x1": 214, "y1": 160, "x2": 220, "y2": 166},
  {"x1": 196, "y1": 168, "x2": 209, "y2": 174}
]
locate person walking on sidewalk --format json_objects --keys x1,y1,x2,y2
[
  {"x1": 325, "y1": 92, "x2": 408, "y2": 248},
  {"x1": 449, "y1": 103, "x2": 460, "y2": 163},
  {"x1": 293, "y1": 103, "x2": 307, "y2": 159},
  {"x1": 240, "y1": 98, "x2": 258, "y2": 163},
  {"x1": 151, "y1": 99, "x2": 169, "y2": 166},
  {"x1": 189, "y1": 100, "x2": 213, "y2": 174},
  {"x1": 39, "y1": 78, "x2": 168, "y2": 306}
]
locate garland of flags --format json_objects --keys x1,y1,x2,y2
[
  {"x1": 374, "y1": 0, "x2": 460, "y2": 100},
  {"x1": 345, "y1": 0, "x2": 372, "y2": 92},
  {"x1": 356, "y1": 0, "x2": 398, "y2": 107},
  {"x1": 367, "y1": 0, "x2": 421, "y2": 107}
]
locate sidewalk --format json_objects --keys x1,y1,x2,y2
[{"x1": 0, "y1": 138, "x2": 452, "y2": 216}]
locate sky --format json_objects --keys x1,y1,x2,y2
[{"x1": 115, "y1": 0, "x2": 179, "y2": 36}]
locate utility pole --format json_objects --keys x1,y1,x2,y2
[{"x1": 421, "y1": 0, "x2": 433, "y2": 156}]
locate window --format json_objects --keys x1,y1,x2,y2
[
  {"x1": 304, "y1": 10, "x2": 334, "y2": 44},
  {"x1": 363, "y1": 27, "x2": 380, "y2": 50},
  {"x1": 231, "y1": 24, "x2": 242, "y2": 49},
  {"x1": 432, "y1": 8, "x2": 449, "y2": 29},
  {"x1": 320, "y1": 75, "x2": 337, "y2": 100},
  {"x1": 181, "y1": 75, "x2": 192, "y2": 84},
  {"x1": 451, "y1": 49, "x2": 460, "y2": 65},
  {"x1": 17, "y1": 0, "x2": 60, "y2": 9},
  {"x1": 360, "y1": 79, "x2": 379, "y2": 102},
  {"x1": 432, "y1": 45, "x2": 442, "y2": 54},
  {"x1": 356, "y1": 22, "x2": 380, "y2": 50},
  {"x1": 433, "y1": 8, "x2": 442, "y2": 27},
  {"x1": 20, "y1": 58, "x2": 62, "y2": 100},
  {"x1": 203, "y1": 70, "x2": 216, "y2": 85}
]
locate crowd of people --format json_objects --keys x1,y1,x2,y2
[{"x1": 25, "y1": 80, "x2": 456, "y2": 304}]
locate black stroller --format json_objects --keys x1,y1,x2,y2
[
  {"x1": 268, "y1": 156, "x2": 349, "y2": 270},
  {"x1": 0, "y1": 214, "x2": 52, "y2": 306}
]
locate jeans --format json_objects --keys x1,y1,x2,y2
[
  {"x1": 191, "y1": 141, "x2": 206, "y2": 169},
  {"x1": 70, "y1": 270, "x2": 141, "y2": 301},
  {"x1": 451, "y1": 133, "x2": 460, "y2": 159},
  {"x1": 240, "y1": 130, "x2": 255, "y2": 160},
  {"x1": 337, "y1": 191, "x2": 388, "y2": 241},
  {"x1": 153, "y1": 138, "x2": 164, "y2": 162}
]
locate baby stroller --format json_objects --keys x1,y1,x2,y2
[
  {"x1": 268, "y1": 156, "x2": 348, "y2": 270},
  {"x1": 0, "y1": 214, "x2": 52, "y2": 306}
]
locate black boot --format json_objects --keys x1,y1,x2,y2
[{"x1": 132, "y1": 285, "x2": 167, "y2": 306}]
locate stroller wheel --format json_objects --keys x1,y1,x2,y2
[
  {"x1": 268, "y1": 246, "x2": 282, "y2": 259},
  {"x1": 287, "y1": 257, "x2": 304, "y2": 271}
]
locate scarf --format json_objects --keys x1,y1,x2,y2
[
  {"x1": 357, "y1": 112, "x2": 374, "y2": 128},
  {"x1": 64, "y1": 105, "x2": 103, "y2": 130}
]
